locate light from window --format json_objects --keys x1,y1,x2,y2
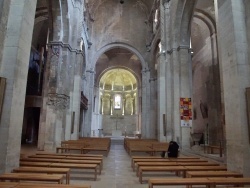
[{"x1": 114, "y1": 94, "x2": 121, "y2": 109}]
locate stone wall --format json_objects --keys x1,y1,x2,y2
[{"x1": 102, "y1": 115, "x2": 138, "y2": 136}]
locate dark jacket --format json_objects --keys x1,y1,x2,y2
[{"x1": 167, "y1": 141, "x2": 179, "y2": 158}]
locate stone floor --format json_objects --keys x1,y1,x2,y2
[{"x1": 20, "y1": 139, "x2": 225, "y2": 188}]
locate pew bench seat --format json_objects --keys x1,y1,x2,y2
[
  {"x1": 148, "y1": 177, "x2": 250, "y2": 188},
  {"x1": 12, "y1": 167, "x2": 70, "y2": 184},
  {"x1": 138, "y1": 165, "x2": 227, "y2": 183},
  {"x1": 0, "y1": 182, "x2": 91, "y2": 188},
  {"x1": 20, "y1": 162, "x2": 98, "y2": 181},
  {"x1": 0, "y1": 173, "x2": 64, "y2": 184},
  {"x1": 186, "y1": 170, "x2": 243, "y2": 178},
  {"x1": 136, "y1": 162, "x2": 219, "y2": 176},
  {"x1": 132, "y1": 158, "x2": 208, "y2": 171}
]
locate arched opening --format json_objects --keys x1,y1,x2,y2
[
  {"x1": 93, "y1": 47, "x2": 142, "y2": 137},
  {"x1": 99, "y1": 68, "x2": 138, "y2": 136}
]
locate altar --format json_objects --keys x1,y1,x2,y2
[{"x1": 112, "y1": 130, "x2": 122, "y2": 137}]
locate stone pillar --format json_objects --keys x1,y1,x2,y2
[
  {"x1": 84, "y1": 69, "x2": 95, "y2": 137},
  {"x1": 71, "y1": 52, "x2": 84, "y2": 140},
  {"x1": 38, "y1": 42, "x2": 71, "y2": 150},
  {"x1": 131, "y1": 97, "x2": 134, "y2": 115},
  {"x1": 110, "y1": 98, "x2": 113, "y2": 115},
  {"x1": 157, "y1": 52, "x2": 167, "y2": 141},
  {"x1": 0, "y1": 0, "x2": 37, "y2": 173},
  {"x1": 215, "y1": 0, "x2": 250, "y2": 176},
  {"x1": 162, "y1": 0, "x2": 173, "y2": 142},
  {"x1": 178, "y1": 46, "x2": 192, "y2": 148},
  {"x1": 170, "y1": 49, "x2": 180, "y2": 143},
  {"x1": 122, "y1": 98, "x2": 125, "y2": 115},
  {"x1": 141, "y1": 69, "x2": 151, "y2": 138},
  {"x1": 100, "y1": 97, "x2": 103, "y2": 114},
  {"x1": 150, "y1": 78, "x2": 157, "y2": 139}
]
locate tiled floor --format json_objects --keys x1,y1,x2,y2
[{"x1": 20, "y1": 139, "x2": 224, "y2": 188}]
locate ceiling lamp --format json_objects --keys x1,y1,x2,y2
[{"x1": 120, "y1": 0, "x2": 124, "y2": 4}]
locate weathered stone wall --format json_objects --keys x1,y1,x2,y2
[
  {"x1": 90, "y1": 1, "x2": 148, "y2": 55},
  {"x1": 215, "y1": 0, "x2": 250, "y2": 176},
  {"x1": 191, "y1": 5, "x2": 222, "y2": 146},
  {"x1": 102, "y1": 115, "x2": 137, "y2": 136},
  {"x1": 0, "y1": 0, "x2": 37, "y2": 173},
  {"x1": 38, "y1": 0, "x2": 85, "y2": 150},
  {"x1": 0, "y1": 0, "x2": 11, "y2": 67}
]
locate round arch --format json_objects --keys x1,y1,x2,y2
[
  {"x1": 96, "y1": 66, "x2": 141, "y2": 90},
  {"x1": 91, "y1": 42, "x2": 148, "y2": 71}
]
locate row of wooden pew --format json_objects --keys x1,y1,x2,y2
[
  {"x1": 0, "y1": 152, "x2": 105, "y2": 188},
  {"x1": 56, "y1": 138, "x2": 111, "y2": 156},
  {"x1": 129, "y1": 155, "x2": 250, "y2": 187},
  {"x1": 124, "y1": 138, "x2": 169, "y2": 156}
]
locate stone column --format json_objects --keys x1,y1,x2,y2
[
  {"x1": 170, "y1": 49, "x2": 180, "y2": 143},
  {"x1": 157, "y1": 52, "x2": 167, "y2": 141},
  {"x1": 215, "y1": 0, "x2": 250, "y2": 176},
  {"x1": 71, "y1": 52, "x2": 84, "y2": 140},
  {"x1": 122, "y1": 98, "x2": 125, "y2": 115},
  {"x1": 178, "y1": 46, "x2": 192, "y2": 148},
  {"x1": 141, "y1": 69, "x2": 151, "y2": 138},
  {"x1": 38, "y1": 42, "x2": 71, "y2": 150},
  {"x1": 110, "y1": 98, "x2": 113, "y2": 115},
  {"x1": 162, "y1": 0, "x2": 173, "y2": 142},
  {"x1": 0, "y1": 0, "x2": 37, "y2": 173},
  {"x1": 100, "y1": 96, "x2": 103, "y2": 114},
  {"x1": 84, "y1": 69, "x2": 95, "y2": 137},
  {"x1": 150, "y1": 78, "x2": 157, "y2": 139},
  {"x1": 131, "y1": 97, "x2": 134, "y2": 115}
]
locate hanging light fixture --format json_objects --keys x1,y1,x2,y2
[{"x1": 120, "y1": 0, "x2": 124, "y2": 4}]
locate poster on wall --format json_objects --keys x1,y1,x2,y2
[{"x1": 180, "y1": 98, "x2": 192, "y2": 127}]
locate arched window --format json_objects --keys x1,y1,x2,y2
[{"x1": 114, "y1": 94, "x2": 121, "y2": 109}]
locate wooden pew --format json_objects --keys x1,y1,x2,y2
[
  {"x1": 0, "y1": 173, "x2": 64, "y2": 184},
  {"x1": 30, "y1": 154, "x2": 104, "y2": 168},
  {"x1": 20, "y1": 158, "x2": 102, "y2": 173},
  {"x1": 183, "y1": 166, "x2": 227, "y2": 177},
  {"x1": 186, "y1": 170, "x2": 243, "y2": 178},
  {"x1": 0, "y1": 182, "x2": 91, "y2": 188},
  {"x1": 138, "y1": 165, "x2": 227, "y2": 183},
  {"x1": 208, "y1": 177, "x2": 250, "y2": 187},
  {"x1": 148, "y1": 177, "x2": 211, "y2": 188},
  {"x1": 57, "y1": 138, "x2": 111, "y2": 156},
  {"x1": 132, "y1": 158, "x2": 208, "y2": 171},
  {"x1": 12, "y1": 167, "x2": 70, "y2": 184},
  {"x1": 130, "y1": 156, "x2": 200, "y2": 168},
  {"x1": 205, "y1": 145, "x2": 223, "y2": 157},
  {"x1": 148, "y1": 177, "x2": 250, "y2": 188},
  {"x1": 135, "y1": 161, "x2": 219, "y2": 176},
  {"x1": 36, "y1": 152, "x2": 103, "y2": 158},
  {"x1": 0, "y1": 182, "x2": 19, "y2": 188},
  {"x1": 20, "y1": 162, "x2": 98, "y2": 181},
  {"x1": 138, "y1": 166, "x2": 186, "y2": 184}
]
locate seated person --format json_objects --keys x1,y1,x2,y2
[{"x1": 167, "y1": 141, "x2": 179, "y2": 158}]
